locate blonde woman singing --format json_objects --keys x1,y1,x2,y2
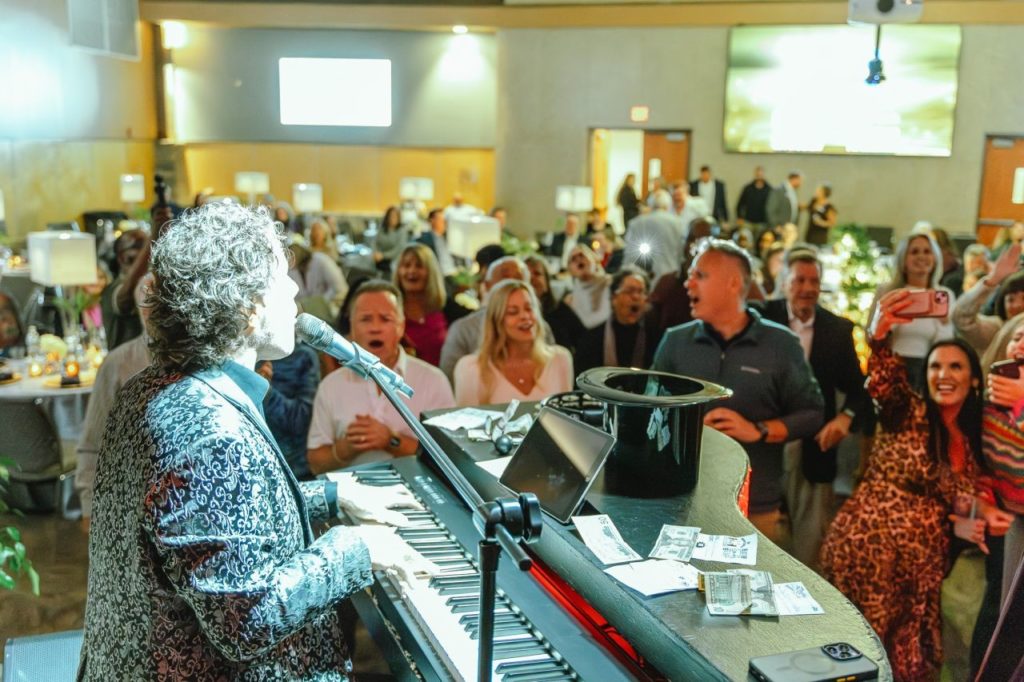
[{"x1": 453, "y1": 280, "x2": 573, "y2": 406}]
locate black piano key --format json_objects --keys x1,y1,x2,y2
[
  {"x1": 468, "y1": 624, "x2": 532, "y2": 639},
  {"x1": 492, "y1": 642, "x2": 549, "y2": 661},
  {"x1": 403, "y1": 536, "x2": 455, "y2": 546},
  {"x1": 495, "y1": 659, "x2": 566, "y2": 675},
  {"x1": 451, "y1": 602, "x2": 514, "y2": 614},
  {"x1": 503, "y1": 667, "x2": 577, "y2": 675},
  {"x1": 430, "y1": 578, "x2": 480, "y2": 590},
  {"x1": 438, "y1": 584, "x2": 479, "y2": 595},
  {"x1": 459, "y1": 612, "x2": 521, "y2": 626},
  {"x1": 493, "y1": 638, "x2": 544, "y2": 651},
  {"x1": 430, "y1": 574, "x2": 480, "y2": 584},
  {"x1": 416, "y1": 549, "x2": 465, "y2": 558}
]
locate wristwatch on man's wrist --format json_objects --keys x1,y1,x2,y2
[
  {"x1": 387, "y1": 432, "x2": 402, "y2": 450},
  {"x1": 755, "y1": 421, "x2": 769, "y2": 443}
]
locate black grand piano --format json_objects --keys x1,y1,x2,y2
[{"x1": 342, "y1": 405, "x2": 892, "y2": 681}]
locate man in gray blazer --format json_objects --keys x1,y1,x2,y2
[
  {"x1": 79, "y1": 203, "x2": 431, "y2": 681},
  {"x1": 765, "y1": 170, "x2": 804, "y2": 230}
]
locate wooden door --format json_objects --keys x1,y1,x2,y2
[
  {"x1": 978, "y1": 135, "x2": 1024, "y2": 245},
  {"x1": 642, "y1": 131, "x2": 690, "y2": 198},
  {"x1": 590, "y1": 128, "x2": 610, "y2": 212}
]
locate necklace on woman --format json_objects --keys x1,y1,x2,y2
[{"x1": 503, "y1": 358, "x2": 536, "y2": 390}]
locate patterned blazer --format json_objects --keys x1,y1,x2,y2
[{"x1": 79, "y1": 364, "x2": 373, "y2": 681}]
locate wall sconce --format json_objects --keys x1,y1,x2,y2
[
  {"x1": 398, "y1": 177, "x2": 435, "y2": 201},
  {"x1": 161, "y1": 21, "x2": 188, "y2": 50},
  {"x1": 120, "y1": 174, "x2": 145, "y2": 203},
  {"x1": 555, "y1": 185, "x2": 594, "y2": 213},
  {"x1": 292, "y1": 183, "x2": 323, "y2": 213},
  {"x1": 235, "y1": 172, "x2": 270, "y2": 205}
]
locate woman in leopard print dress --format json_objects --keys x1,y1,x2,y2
[{"x1": 821, "y1": 289, "x2": 995, "y2": 681}]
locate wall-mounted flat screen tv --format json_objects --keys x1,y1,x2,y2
[{"x1": 724, "y1": 25, "x2": 961, "y2": 157}]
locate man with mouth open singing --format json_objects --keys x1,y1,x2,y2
[
  {"x1": 307, "y1": 280, "x2": 455, "y2": 474},
  {"x1": 652, "y1": 239, "x2": 824, "y2": 544}
]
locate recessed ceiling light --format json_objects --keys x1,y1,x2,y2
[{"x1": 452, "y1": 25, "x2": 469, "y2": 35}]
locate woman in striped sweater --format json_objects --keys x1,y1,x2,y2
[{"x1": 981, "y1": 311, "x2": 1024, "y2": 603}]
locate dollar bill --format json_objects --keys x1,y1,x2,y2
[
  {"x1": 773, "y1": 582, "x2": 824, "y2": 616},
  {"x1": 691, "y1": 532, "x2": 758, "y2": 566},
  {"x1": 649, "y1": 525, "x2": 701, "y2": 563},
  {"x1": 572, "y1": 514, "x2": 642, "y2": 565},
  {"x1": 605, "y1": 559, "x2": 701, "y2": 596},
  {"x1": 703, "y1": 572, "x2": 752, "y2": 615},
  {"x1": 703, "y1": 570, "x2": 778, "y2": 616}
]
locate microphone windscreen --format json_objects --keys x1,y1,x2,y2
[{"x1": 295, "y1": 313, "x2": 333, "y2": 351}]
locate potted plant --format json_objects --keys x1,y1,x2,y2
[{"x1": 0, "y1": 457, "x2": 39, "y2": 593}]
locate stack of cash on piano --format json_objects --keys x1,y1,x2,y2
[{"x1": 573, "y1": 516, "x2": 825, "y2": 616}]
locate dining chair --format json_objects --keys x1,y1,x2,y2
[{"x1": 0, "y1": 398, "x2": 74, "y2": 513}]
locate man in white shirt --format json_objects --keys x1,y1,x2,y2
[
  {"x1": 688, "y1": 165, "x2": 729, "y2": 225},
  {"x1": 671, "y1": 186, "x2": 706, "y2": 236},
  {"x1": 307, "y1": 281, "x2": 455, "y2": 473},
  {"x1": 443, "y1": 192, "x2": 481, "y2": 224},
  {"x1": 548, "y1": 214, "x2": 581, "y2": 271}
]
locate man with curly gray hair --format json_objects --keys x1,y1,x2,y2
[{"x1": 79, "y1": 202, "x2": 435, "y2": 681}]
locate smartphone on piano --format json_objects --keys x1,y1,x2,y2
[{"x1": 749, "y1": 642, "x2": 879, "y2": 682}]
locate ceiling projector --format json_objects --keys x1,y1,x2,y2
[{"x1": 848, "y1": 0, "x2": 924, "y2": 24}]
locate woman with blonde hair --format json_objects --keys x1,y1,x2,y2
[
  {"x1": 392, "y1": 243, "x2": 448, "y2": 366},
  {"x1": 307, "y1": 219, "x2": 337, "y2": 259},
  {"x1": 453, "y1": 280, "x2": 573, "y2": 406},
  {"x1": 872, "y1": 231, "x2": 955, "y2": 388}
]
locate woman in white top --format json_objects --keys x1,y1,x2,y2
[
  {"x1": 454, "y1": 279, "x2": 574, "y2": 406},
  {"x1": 874, "y1": 231, "x2": 955, "y2": 387}
]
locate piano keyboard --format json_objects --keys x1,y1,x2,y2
[{"x1": 351, "y1": 466, "x2": 581, "y2": 682}]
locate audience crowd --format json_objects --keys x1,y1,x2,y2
[{"x1": 5, "y1": 169, "x2": 1024, "y2": 681}]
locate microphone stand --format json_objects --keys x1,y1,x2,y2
[{"x1": 359, "y1": 361, "x2": 541, "y2": 682}]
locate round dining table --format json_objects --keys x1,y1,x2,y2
[{"x1": 0, "y1": 359, "x2": 94, "y2": 442}]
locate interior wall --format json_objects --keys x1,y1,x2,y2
[
  {"x1": 497, "y1": 25, "x2": 1024, "y2": 240},
  {"x1": 183, "y1": 143, "x2": 495, "y2": 214},
  {"x1": 0, "y1": 140, "x2": 156, "y2": 238},
  {"x1": 0, "y1": 0, "x2": 157, "y2": 240},
  {"x1": 170, "y1": 25, "x2": 497, "y2": 148}
]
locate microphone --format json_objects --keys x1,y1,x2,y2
[{"x1": 295, "y1": 313, "x2": 414, "y2": 399}]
